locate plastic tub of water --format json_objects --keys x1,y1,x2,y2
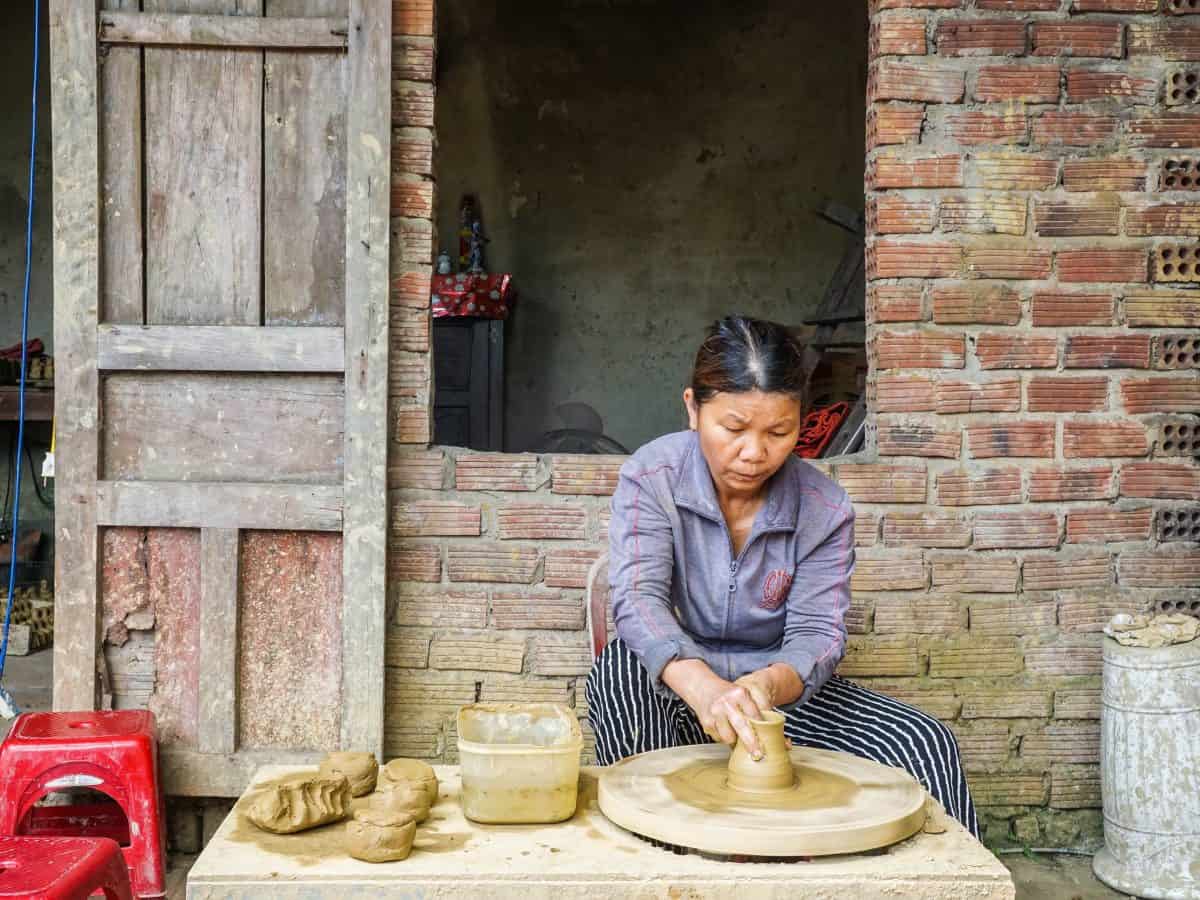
[{"x1": 456, "y1": 703, "x2": 582, "y2": 824}]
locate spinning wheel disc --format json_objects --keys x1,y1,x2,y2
[{"x1": 598, "y1": 745, "x2": 928, "y2": 857}]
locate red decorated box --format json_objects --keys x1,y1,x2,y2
[{"x1": 431, "y1": 273, "x2": 515, "y2": 319}]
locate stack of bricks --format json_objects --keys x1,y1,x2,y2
[{"x1": 389, "y1": 0, "x2": 1200, "y2": 846}]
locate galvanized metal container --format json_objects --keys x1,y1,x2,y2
[{"x1": 1094, "y1": 635, "x2": 1200, "y2": 900}]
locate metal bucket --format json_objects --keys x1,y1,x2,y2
[{"x1": 1094, "y1": 636, "x2": 1200, "y2": 899}]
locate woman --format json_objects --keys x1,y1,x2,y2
[{"x1": 586, "y1": 315, "x2": 978, "y2": 837}]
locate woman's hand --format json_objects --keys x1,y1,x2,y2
[{"x1": 663, "y1": 659, "x2": 766, "y2": 758}]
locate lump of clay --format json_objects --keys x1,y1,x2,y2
[
  {"x1": 346, "y1": 808, "x2": 416, "y2": 863},
  {"x1": 246, "y1": 772, "x2": 351, "y2": 835},
  {"x1": 369, "y1": 777, "x2": 431, "y2": 824},
  {"x1": 319, "y1": 751, "x2": 379, "y2": 797},
  {"x1": 380, "y1": 758, "x2": 438, "y2": 806}
]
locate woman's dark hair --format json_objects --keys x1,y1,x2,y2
[{"x1": 690, "y1": 315, "x2": 816, "y2": 408}]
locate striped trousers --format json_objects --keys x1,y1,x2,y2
[{"x1": 586, "y1": 638, "x2": 979, "y2": 838}]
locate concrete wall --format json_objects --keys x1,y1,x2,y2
[{"x1": 433, "y1": 0, "x2": 868, "y2": 452}]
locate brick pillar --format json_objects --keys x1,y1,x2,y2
[{"x1": 864, "y1": 0, "x2": 1200, "y2": 846}]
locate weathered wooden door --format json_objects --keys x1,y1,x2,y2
[{"x1": 50, "y1": 0, "x2": 390, "y2": 795}]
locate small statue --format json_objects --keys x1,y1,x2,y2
[
  {"x1": 436, "y1": 250, "x2": 453, "y2": 275},
  {"x1": 467, "y1": 219, "x2": 490, "y2": 274}
]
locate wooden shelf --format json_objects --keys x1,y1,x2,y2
[{"x1": 0, "y1": 386, "x2": 54, "y2": 422}]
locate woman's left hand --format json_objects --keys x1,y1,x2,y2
[{"x1": 733, "y1": 671, "x2": 776, "y2": 712}]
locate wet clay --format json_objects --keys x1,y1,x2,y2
[
  {"x1": 346, "y1": 808, "x2": 417, "y2": 863},
  {"x1": 369, "y1": 778, "x2": 432, "y2": 824},
  {"x1": 380, "y1": 758, "x2": 439, "y2": 805},
  {"x1": 319, "y1": 751, "x2": 379, "y2": 798},
  {"x1": 726, "y1": 710, "x2": 795, "y2": 794},
  {"x1": 246, "y1": 772, "x2": 352, "y2": 835}
]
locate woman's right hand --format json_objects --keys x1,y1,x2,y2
[{"x1": 663, "y1": 660, "x2": 766, "y2": 759}]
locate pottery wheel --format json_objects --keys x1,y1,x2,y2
[{"x1": 598, "y1": 745, "x2": 928, "y2": 857}]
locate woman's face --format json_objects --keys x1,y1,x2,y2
[{"x1": 684, "y1": 388, "x2": 801, "y2": 499}]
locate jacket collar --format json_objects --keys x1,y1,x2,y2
[{"x1": 674, "y1": 430, "x2": 801, "y2": 532}]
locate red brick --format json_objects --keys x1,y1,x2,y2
[
  {"x1": 389, "y1": 353, "x2": 429, "y2": 406},
  {"x1": 931, "y1": 554, "x2": 1020, "y2": 592},
  {"x1": 1028, "y1": 376, "x2": 1109, "y2": 413},
  {"x1": 884, "y1": 512, "x2": 972, "y2": 548},
  {"x1": 855, "y1": 512, "x2": 881, "y2": 548},
  {"x1": 935, "y1": 377, "x2": 1022, "y2": 413},
  {"x1": 976, "y1": 333, "x2": 1059, "y2": 369},
  {"x1": 1073, "y1": 0, "x2": 1157, "y2": 9},
  {"x1": 1031, "y1": 292, "x2": 1115, "y2": 327},
  {"x1": 389, "y1": 543, "x2": 441, "y2": 582},
  {"x1": 939, "y1": 195, "x2": 1028, "y2": 235},
  {"x1": 851, "y1": 550, "x2": 927, "y2": 592},
  {"x1": 965, "y1": 246, "x2": 1053, "y2": 280},
  {"x1": 873, "y1": 16, "x2": 928, "y2": 56},
  {"x1": 447, "y1": 543, "x2": 541, "y2": 583},
  {"x1": 869, "y1": 105, "x2": 926, "y2": 148},
  {"x1": 386, "y1": 636, "x2": 431, "y2": 669},
  {"x1": 429, "y1": 636, "x2": 525, "y2": 673},
  {"x1": 977, "y1": 0, "x2": 1057, "y2": 7},
  {"x1": 1121, "y1": 376, "x2": 1200, "y2": 412},
  {"x1": 838, "y1": 637, "x2": 923, "y2": 678},
  {"x1": 962, "y1": 688, "x2": 1053, "y2": 719},
  {"x1": 1120, "y1": 462, "x2": 1200, "y2": 499},
  {"x1": 389, "y1": 449, "x2": 446, "y2": 490},
  {"x1": 393, "y1": 129, "x2": 434, "y2": 178},
  {"x1": 967, "y1": 422, "x2": 1055, "y2": 458},
  {"x1": 932, "y1": 284, "x2": 1021, "y2": 324},
  {"x1": 551, "y1": 455, "x2": 624, "y2": 496},
  {"x1": 1128, "y1": 22, "x2": 1200, "y2": 61},
  {"x1": 391, "y1": 177, "x2": 434, "y2": 219},
  {"x1": 870, "y1": 284, "x2": 925, "y2": 322},
  {"x1": 1126, "y1": 202, "x2": 1200, "y2": 237},
  {"x1": 394, "y1": 0, "x2": 434, "y2": 36},
  {"x1": 491, "y1": 589, "x2": 585, "y2": 631},
  {"x1": 1051, "y1": 767, "x2": 1102, "y2": 810},
  {"x1": 395, "y1": 216, "x2": 433, "y2": 263},
  {"x1": 870, "y1": 196, "x2": 936, "y2": 234},
  {"x1": 393, "y1": 81, "x2": 435, "y2": 129},
  {"x1": 878, "y1": 422, "x2": 963, "y2": 458},
  {"x1": 1063, "y1": 158, "x2": 1149, "y2": 192},
  {"x1": 1067, "y1": 507, "x2": 1155, "y2": 543},
  {"x1": 871, "y1": 155, "x2": 964, "y2": 188},
  {"x1": 1058, "y1": 250, "x2": 1149, "y2": 284},
  {"x1": 974, "y1": 510, "x2": 1059, "y2": 548},
  {"x1": 875, "y1": 330, "x2": 967, "y2": 368},
  {"x1": 390, "y1": 304, "x2": 430, "y2": 352},
  {"x1": 497, "y1": 503, "x2": 588, "y2": 541},
  {"x1": 1055, "y1": 689, "x2": 1102, "y2": 719},
  {"x1": 975, "y1": 65, "x2": 1060, "y2": 103},
  {"x1": 1059, "y1": 593, "x2": 1142, "y2": 633},
  {"x1": 1065, "y1": 334, "x2": 1152, "y2": 368},
  {"x1": 1064, "y1": 421, "x2": 1150, "y2": 458},
  {"x1": 1022, "y1": 725, "x2": 1101, "y2": 765},
  {"x1": 1065, "y1": 70, "x2": 1159, "y2": 104},
  {"x1": 847, "y1": 598, "x2": 875, "y2": 635},
  {"x1": 1024, "y1": 552, "x2": 1111, "y2": 590},
  {"x1": 393, "y1": 501, "x2": 481, "y2": 537},
  {"x1": 456, "y1": 454, "x2": 542, "y2": 491},
  {"x1": 936, "y1": 19, "x2": 1027, "y2": 56},
  {"x1": 393, "y1": 406, "x2": 431, "y2": 444},
  {"x1": 871, "y1": 61, "x2": 966, "y2": 103},
  {"x1": 837, "y1": 464, "x2": 928, "y2": 504},
  {"x1": 391, "y1": 268, "x2": 432, "y2": 308},
  {"x1": 1033, "y1": 112, "x2": 1120, "y2": 145},
  {"x1": 1128, "y1": 115, "x2": 1200, "y2": 148},
  {"x1": 392, "y1": 588, "x2": 487, "y2": 628},
  {"x1": 875, "y1": 596, "x2": 966, "y2": 635},
  {"x1": 1034, "y1": 198, "x2": 1120, "y2": 238},
  {"x1": 1026, "y1": 644, "x2": 1103, "y2": 676},
  {"x1": 866, "y1": 685, "x2": 961, "y2": 720},
  {"x1": 1029, "y1": 466, "x2": 1114, "y2": 502},
  {"x1": 972, "y1": 153, "x2": 1059, "y2": 190},
  {"x1": 1125, "y1": 291, "x2": 1200, "y2": 327},
  {"x1": 930, "y1": 642, "x2": 1023, "y2": 677},
  {"x1": 945, "y1": 110, "x2": 1028, "y2": 147},
  {"x1": 1120, "y1": 549, "x2": 1200, "y2": 587},
  {"x1": 875, "y1": 374, "x2": 936, "y2": 411},
  {"x1": 936, "y1": 468, "x2": 1022, "y2": 506},
  {"x1": 544, "y1": 548, "x2": 604, "y2": 589},
  {"x1": 1033, "y1": 22, "x2": 1123, "y2": 58},
  {"x1": 874, "y1": 0, "x2": 960, "y2": 8},
  {"x1": 393, "y1": 35, "x2": 435, "y2": 82},
  {"x1": 970, "y1": 775, "x2": 1047, "y2": 806},
  {"x1": 869, "y1": 242, "x2": 963, "y2": 278},
  {"x1": 968, "y1": 598, "x2": 1057, "y2": 635}
]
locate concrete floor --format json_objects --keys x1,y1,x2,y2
[{"x1": 2, "y1": 648, "x2": 1141, "y2": 899}]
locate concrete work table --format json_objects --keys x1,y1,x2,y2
[{"x1": 187, "y1": 764, "x2": 1015, "y2": 899}]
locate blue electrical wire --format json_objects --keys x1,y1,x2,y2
[{"x1": 0, "y1": 0, "x2": 42, "y2": 697}]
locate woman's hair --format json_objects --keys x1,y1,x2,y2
[{"x1": 689, "y1": 315, "x2": 815, "y2": 408}]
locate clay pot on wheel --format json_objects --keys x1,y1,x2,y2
[{"x1": 727, "y1": 709, "x2": 795, "y2": 794}]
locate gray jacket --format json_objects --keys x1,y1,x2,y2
[{"x1": 609, "y1": 430, "x2": 854, "y2": 708}]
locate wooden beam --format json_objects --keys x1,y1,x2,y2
[
  {"x1": 161, "y1": 749, "x2": 324, "y2": 797},
  {"x1": 198, "y1": 529, "x2": 240, "y2": 755},
  {"x1": 97, "y1": 325, "x2": 346, "y2": 372},
  {"x1": 50, "y1": 0, "x2": 102, "y2": 712},
  {"x1": 99, "y1": 12, "x2": 349, "y2": 49},
  {"x1": 96, "y1": 481, "x2": 343, "y2": 531},
  {"x1": 340, "y1": 0, "x2": 391, "y2": 757}
]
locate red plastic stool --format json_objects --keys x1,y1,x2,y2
[
  {"x1": 0, "y1": 712, "x2": 165, "y2": 898},
  {"x1": 0, "y1": 836, "x2": 134, "y2": 899}
]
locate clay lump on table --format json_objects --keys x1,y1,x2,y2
[
  {"x1": 319, "y1": 750, "x2": 379, "y2": 797},
  {"x1": 245, "y1": 772, "x2": 352, "y2": 835},
  {"x1": 346, "y1": 808, "x2": 418, "y2": 863}
]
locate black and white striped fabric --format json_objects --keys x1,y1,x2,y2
[{"x1": 586, "y1": 638, "x2": 979, "y2": 839}]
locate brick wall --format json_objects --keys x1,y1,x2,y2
[{"x1": 390, "y1": 0, "x2": 1200, "y2": 847}]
